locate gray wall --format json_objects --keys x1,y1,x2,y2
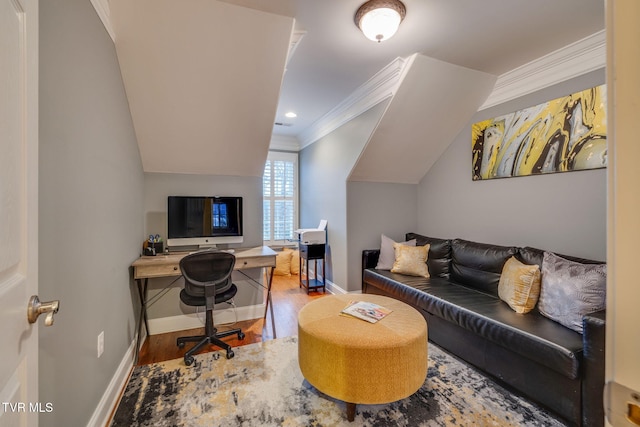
[
  {"x1": 39, "y1": 0, "x2": 144, "y2": 425},
  {"x1": 346, "y1": 181, "x2": 417, "y2": 291},
  {"x1": 299, "y1": 101, "x2": 388, "y2": 290},
  {"x1": 417, "y1": 69, "x2": 606, "y2": 261},
  {"x1": 143, "y1": 173, "x2": 264, "y2": 319}
]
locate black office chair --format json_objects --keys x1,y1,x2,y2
[{"x1": 177, "y1": 251, "x2": 245, "y2": 366}]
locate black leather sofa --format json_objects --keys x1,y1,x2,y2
[{"x1": 362, "y1": 233, "x2": 606, "y2": 427}]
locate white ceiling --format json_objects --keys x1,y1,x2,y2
[
  {"x1": 218, "y1": 0, "x2": 605, "y2": 140},
  {"x1": 107, "y1": 0, "x2": 604, "y2": 178}
]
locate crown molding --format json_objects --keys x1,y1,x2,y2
[
  {"x1": 480, "y1": 30, "x2": 605, "y2": 110},
  {"x1": 269, "y1": 134, "x2": 300, "y2": 151},
  {"x1": 286, "y1": 30, "x2": 306, "y2": 68},
  {"x1": 298, "y1": 30, "x2": 605, "y2": 148},
  {"x1": 298, "y1": 55, "x2": 412, "y2": 149},
  {"x1": 91, "y1": 0, "x2": 115, "y2": 42}
]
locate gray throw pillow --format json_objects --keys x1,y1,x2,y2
[
  {"x1": 538, "y1": 252, "x2": 606, "y2": 333},
  {"x1": 375, "y1": 234, "x2": 416, "y2": 270}
]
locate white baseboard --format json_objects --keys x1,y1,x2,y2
[
  {"x1": 148, "y1": 303, "x2": 266, "y2": 335},
  {"x1": 311, "y1": 272, "x2": 351, "y2": 295},
  {"x1": 86, "y1": 339, "x2": 135, "y2": 427},
  {"x1": 324, "y1": 280, "x2": 361, "y2": 294},
  {"x1": 323, "y1": 278, "x2": 345, "y2": 294}
]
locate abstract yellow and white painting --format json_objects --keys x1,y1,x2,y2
[{"x1": 472, "y1": 85, "x2": 606, "y2": 180}]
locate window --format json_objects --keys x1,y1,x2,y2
[
  {"x1": 263, "y1": 151, "x2": 298, "y2": 244},
  {"x1": 212, "y1": 203, "x2": 227, "y2": 229}
]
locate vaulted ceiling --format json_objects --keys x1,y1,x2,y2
[
  {"x1": 110, "y1": 0, "x2": 294, "y2": 176},
  {"x1": 105, "y1": 0, "x2": 604, "y2": 181},
  {"x1": 349, "y1": 54, "x2": 496, "y2": 184}
]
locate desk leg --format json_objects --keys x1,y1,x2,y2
[
  {"x1": 140, "y1": 278, "x2": 149, "y2": 334},
  {"x1": 263, "y1": 266, "x2": 276, "y2": 339},
  {"x1": 134, "y1": 278, "x2": 149, "y2": 364}
]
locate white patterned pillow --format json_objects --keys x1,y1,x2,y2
[
  {"x1": 375, "y1": 234, "x2": 416, "y2": 270},
  {"x1": 538, "y1": 252, "x2": 606, "y2": 333}
]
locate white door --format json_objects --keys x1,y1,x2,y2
[
  {"x1": 0, "y1": 0, "x2": 41, "y2": 425},
  {"x1": 605, "y1": 0, "x2": 640, "y2": 426}
]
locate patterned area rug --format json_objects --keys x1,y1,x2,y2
[{"x1": 111, "y1": 336, "x2": 566, "y2": 426}]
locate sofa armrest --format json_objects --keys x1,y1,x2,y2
[
  {"x1": 362, "y1": 249, "x2": 380, "y2": 270},
  {"x1": 582, "y1": 309, "x2": 606, "y2": 427},
  {"x1": 362, "y1": 250, "x2": 380, "y2": 292}
]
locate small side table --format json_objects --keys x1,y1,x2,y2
[{"x1": 299, "y1": 243, "x2": 326, "y2": 294}]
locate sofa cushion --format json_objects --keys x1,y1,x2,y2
[
  {"x1": 289, "y1": 249, "x2": 300, "y2": 275},
  {"x1": 405, "y1": 233, "x2": 451, "y2": 278},
  {"x1": 498, "y1": 256, "x2": 541, "y2": 314},
  {"x1": 450, "y1": 239, "x2": 518, "y2": 296},
  {"x1": 376, "y1": 234, "x2": 416, "y2": 270},
  {"x1": 363, "y1": 268, "x2": 583, "y2": 379},
  {"x1": 538, "y1": 252, "x2": 607, "y2": 334},
  {"x1": 517, "y1": 246, "x2": 603, "y2": 267},
  {"x1": 391, "y1": 243, "x2": 430, "y2": 278},
  {"x1": 274, "y1": 249, "x2": 292, "y2": 276}
]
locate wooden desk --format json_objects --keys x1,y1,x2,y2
[{"x1": 131, "y1": 246, "x2": 277, "y2": 362}]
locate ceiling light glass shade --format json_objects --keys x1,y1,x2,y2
[{"x1": 355, "y1": 0, "x2": 406, "y2": 43}]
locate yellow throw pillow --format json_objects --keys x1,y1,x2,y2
[
  {"x1": 391, "y1": 243, "x2": 430, "y2": 278},
  {"x1": 289, "y1": 249, "x2": 300, "y2": 275},
  {"x1": 498, "y1": 256, "x2": 541, "y2": 314},
  {"x1": 274, "y1": 249, "x2": 293, "y2": 276}
]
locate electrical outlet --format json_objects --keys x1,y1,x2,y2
[{"x1": 97, "y1": 331, "x2": 104, "y2": 358}]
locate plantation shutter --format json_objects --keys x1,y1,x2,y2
[{"x1": 263, "y1": 152, "x2": 298, "y2": 244}]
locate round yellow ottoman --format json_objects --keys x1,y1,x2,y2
[{"x1": 298, "y1": 294, "x2": 428, "y2": 422}]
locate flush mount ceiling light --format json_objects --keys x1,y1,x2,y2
[
  {"x1": 355, "y1": 0, "x2": 406, "y2": 43},
  {"x1": 285, "y1": 111, "x2": 297, "y2": 118}
]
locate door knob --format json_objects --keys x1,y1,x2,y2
[{"x1": 27, "y1": 295, "x2": 60, "y2": 326}]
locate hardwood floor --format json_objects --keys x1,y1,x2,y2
[{"x1": 137, "y1": 273, "x2": 328, "y2": 365}]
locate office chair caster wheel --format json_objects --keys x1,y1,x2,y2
[
  {"x1": 226, "y1": 349, "x2": 234, "y2": 359},
  {"x1": 184, "y1": 355, "x2": 195, "y2": 366},
  {"x1": 238, "y1": 332, "x2": 245, "y2": 340}
]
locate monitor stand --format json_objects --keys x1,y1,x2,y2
[{"x1": 198, "y1": 244, "x2": 218, "y2": 250}]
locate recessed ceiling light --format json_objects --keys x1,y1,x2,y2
[{"x1": 285, "y1": 112, "x2": 297, "y2": 118}]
